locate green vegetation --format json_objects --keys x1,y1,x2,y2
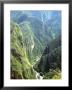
[
  {"x1": 11, "y1": 22, "x2": 36, "y2": 79},
  {"x1": 43, "y1": 68, "x2": 61, "y2": 79},
  {"x1": 10, "y1": 11, "x2": 61, "y2": 79}
]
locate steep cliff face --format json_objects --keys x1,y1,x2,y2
[
  {"x1": 11, "y1": 22, "x2": 36, "y2": 79},
  {"x1": 33, "y1": 36, "x2": 61, "y2": 79},
  {"x1": 19, "y1": 21, "x2": 35, "y2": 64},
  {"x1": 33, "y1": 46, "x2": 61, "y2": 73}
]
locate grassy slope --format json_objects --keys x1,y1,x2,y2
[{"x1": 11, "y1": 21, "x2": 36, "y2": 79}]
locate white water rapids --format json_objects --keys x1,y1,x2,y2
[
  {"x1": 32, "y1": 64, "x2": 43, "y2": 79},
  {"x1": 35, "y1": 71, "x2": 43, "y2": 79},
  {"x1": 32, "y1": 56, "x2": 43, "y2": 79}
]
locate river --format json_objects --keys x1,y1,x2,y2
[
  {"x1": 35, "y1": 71, "x2": 43, "y2": 79},
  {"x1": 32, "y1": 56, "x2": 43, "y2": 79}
]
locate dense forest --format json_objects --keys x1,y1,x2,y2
[{"x1": 10, "y1": 11, "x2": 61, "y2": 79}]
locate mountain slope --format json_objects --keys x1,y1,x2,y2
[
  {"x1": 33, "y1": 35, "x2": 61, "y2": 79},
  {"x1": 11, "y1": 21, "x2": 36, "y2": 79},
  {"x1": 10, "y1": 11, "x2": 61, "y2": 79}
]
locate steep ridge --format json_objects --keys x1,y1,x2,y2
[{"x1": 11, "y1": 21, "x2": 36, "y2": 79}]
